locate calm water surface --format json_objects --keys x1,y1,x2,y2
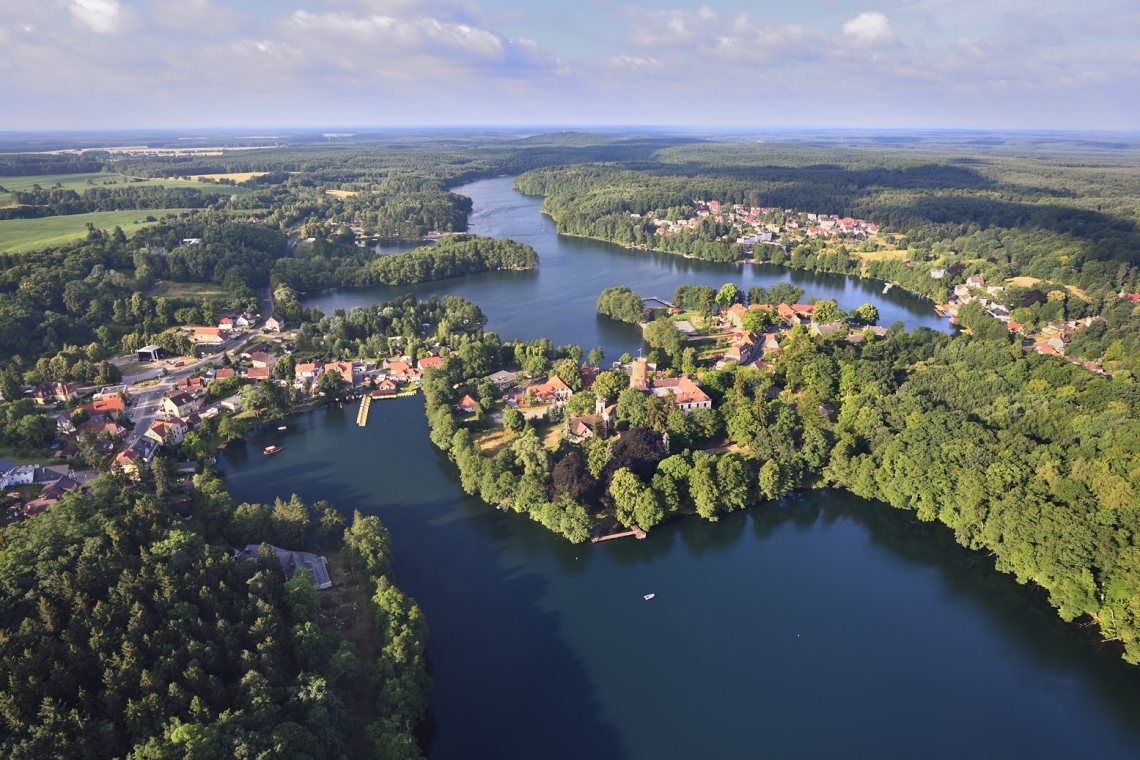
[
  {"x1": 241, "y1": 177, "x2": 1140, "y2": 759},
  {"x1": 223, "y1": 401, "x2": 1140, "y2": 760},
  {"x1": 302, "y1": 177, "x2": 952, "y2": 360}
]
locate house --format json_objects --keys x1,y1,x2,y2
[
  {"x1": 176, "y1": 461, "x2": 198, "y2": 476},
  {"x1": 264, "y1": 314, "x2": 285, "y2": 332},
  {"x1": 457, "y1": 395, "x2": 479, "y2": 413},
  {"x1": 52, "y1": 411, "x2": 76, "y2": 434},
  {"x1": 80, "y1": 395, "x2": 125, "y2": 417},
  {"x1": 193, "y1": 327, "x2": 231, "y2": 345},
  {"x1": 763, "y1": 334, "x2": 780, "y2": 353},
  {"x1": 31, "y1": 381, "x2": 78, "y2": 405},
  {"x1": 930, "y1": 269, "x2": 946, "y2": 280},
  {"x1": 1034, "y1": 337, "x2": 1066, "y2": 356},
  {"x1": 580, "y1": 365, "x2": 600, "y2": 391},
  {"x1": 567, "y1": 415, "x2": 601, "y2": 443},
  {"x1": 645, "y1": 376, "x2": 712, "y2": 412},
  {"x1": 526, "y1": 376, "x2": 573, "y2": 404},
  {"x1": 233, "y1": 544, "x2": 333, "y2": 589},
  {"x1": 417, "y1": 356, "x2": 443, "y2": 371},
  {"x1": 1008, "y1": 321, "x2": 1024, "y2": 334},
  {"x1": 246, "y1": 367, "x2": 271, "y2": 383},
  {"x1": 723, "y1": 332, "x2": 760, "y2": 365},
  {"x1": 219, "y1": 397, "x2": 242, "y2": 413},
  {"x1": 213, "y1": 367, "x2": 235, "y2": 380},
  {"x1": 384, "y1": 360, "x2": 420, "y2": 384},
  {"x1": 173, "y1": 376, "x2": 206, "y2": 393},
  {"x1": 39, "y1": 475, "x2": 81, "y2": 502},
  {"x1": 296, "y1": 361, "x2": 324, "y2": 380},
  {"x1": 114, "y1": 440, "x2": 154, "y2": 478},
  {"x1": 218, "y1": 315, "x2": 235, "y2": 328},
  {"x1": 966, "y1": 276, "x2": 986, "y2": 288},
  {"x1": 235, "y1": 313, "x2": 254, "y2": 327},
  {"x1": 250, "y1": 352, "x2": 277, "y2": 369},
  {"x1": 163, "y1": 392, "x2": 198, "y2": 418},
  {"x1": 725, "y1": 304, "x2": 749, "y2": 328},
  {"x1": 373, "y1": 378, "x2": 399, "y2": 396},
  {"x1": 78, "y1": 418, "x2": 126, "y2": 440},
  {"x1": 487, "y1": 370, "x2": 518, "y2": 388},
  {"x1": 776, "y1": 303, "x2": 813, "y2": 326},
  {"x1": 146, "y1": 418, "x2": 188, "y2": 446},
  {"x1": 327, "y1": 361, "x2": 357, "y2": 385}
]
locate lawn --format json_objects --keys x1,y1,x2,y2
[
  {"x1": 858, "y1": 249, "x2": 910, "y2": 261},
  {"x1": 154, "y1": 281, "x2": 225, "y2": 299},
  {"x1": 0, "y1": 209, "x2": 192, "y2": 253},
  {"x1": 324, "y1": 190, "x2": 357, "y2": 198},
  {"x1": 0, "y1": 172, "x2": 249, "y2": 197},
  {"x1": 473, "y1": 428, "x2": 519, "y2": 456}
]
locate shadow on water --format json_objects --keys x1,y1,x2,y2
[
  {"x1": 221, "y1": 404, "x2": 626, "y2": 760},
  {"x1": 775, "y1": 490, "x2": 1140, "y2": 736}
]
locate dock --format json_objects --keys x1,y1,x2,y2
[
  {"x1": 591, "y1": 525, "x2": 647, "y2": 543},
  {"x1": 356, "y1": 395, "x2": 371, "y2": 426}
]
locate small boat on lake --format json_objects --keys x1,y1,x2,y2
[
  {"x1": 277, "y1": 426, "x2": 287, "y2": 430},
  {"x1": 882, "y1": 283, "x2": 893, "y2": 293},
  {"x1": 264, "y1": 445, "x2": 282, "y2": 455},
  {"x1": 644, "y1": 594, "x2": 655, "y2": 601}
]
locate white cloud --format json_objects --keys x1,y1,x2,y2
[
  {"x1": 842, "y1": 12, "x2": 898, "y2": 47},
  {"x1": 69, "y1": 0, "x2": 123, "y2": 34}
]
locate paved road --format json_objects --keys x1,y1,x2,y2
[{"x1": 121, "y1": 343, "x2": 236, "y2": 448}]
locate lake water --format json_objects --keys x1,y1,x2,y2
[
  {"x1": 302, "y1": 177, "x2": 952, "y2": 361},
  {"x1": 223, "y1": 177, "x2": 1140, "y2": 759}
]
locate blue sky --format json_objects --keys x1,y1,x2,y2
[{"x1": 0, "y1": 0, "x2": 1137, "y2": 129}]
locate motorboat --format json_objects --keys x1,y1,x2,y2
[
  {"x1": 264, "y1": 445, "x2": 282, "y2": 455},
  {"x1": 644, "y1": 593, "x2": 655, "y2": 601}
]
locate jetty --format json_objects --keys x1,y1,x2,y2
[
  {"x1": 591, "y1": 525, "x2": 647, "y2": 543},
  {"x1": 356, "y1": 395, "x2": 371, "y2": 426}
]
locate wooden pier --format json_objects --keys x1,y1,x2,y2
[
  {"x1": 591, "y1": 525, "x2": 647, "y2": 543},
  {"x1": 356, "y1": 395, "x2": 371, "y2": 426}
]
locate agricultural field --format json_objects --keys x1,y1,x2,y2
[
  {"x1": 0, "y1": 172, "x2": 249, "y2": 197},
  {"x1": 0, "y1": 209, "x2": 189, "y2": 253}
]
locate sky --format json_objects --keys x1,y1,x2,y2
[{"x1": 0, "y1": 0, "x2": 1138, "y2": 130}]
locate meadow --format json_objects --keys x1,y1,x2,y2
[
  {"x1": 0, "y1": 172, "x2": 249, "y2": 196},
  {"x1": 0, "y1": 209, "x2": 190, "y2": 252}
]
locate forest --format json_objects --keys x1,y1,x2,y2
[
  {"x1": 0, "y1": 467, "x2": 429, "y2": 759},
  {"x1": 513, "y1": 145, "x2": 1140, "y2": 296},
  {"x1": 272, "y1": 234, "x2": 538, "y2": 291},
  {"x1": 407, "y1": 285, "x2": 1140, "y2": 666}
]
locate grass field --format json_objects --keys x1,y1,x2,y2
[
  {"x1": 858, "y1": 249, "x2": 910, "y2": 261},
  {"x1": 154, "y1": 281, "x2": 225, "y2": 299},
  {"x1": 0, "y1": 209, "x2": 191, "y2": 253},
  {"x1": 189, "y1": 172, "x2": 266, "y2": 183},
  {"x1": 324, "y1": 189, "x2": 357, "y2": 198},
  {"x1": 0, "y1": 172, "x2": 248, "y2": 197}
]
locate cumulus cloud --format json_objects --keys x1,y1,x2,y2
[
  {"x1": 842, "y1": 12, "x2": 898, "y2": 47},
  {"x1": 69, "y1": 0, "x2": 124, "y2": 34}
]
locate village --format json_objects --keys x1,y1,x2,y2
[{"x1": 643, "y1": 199, "x2": 880, "y2": 247}]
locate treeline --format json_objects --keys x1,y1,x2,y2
[
  {"x1": 0, "y1": 220, "x2": 278, "y2": 372},
  {"x1": 513, "y1": 154, "x2": 1140, "y2": 295},
  {"x1": 0, "y1": 153, "x2": 106, "y2": 176},
  {"x1": 1, "y1": 186, "x2": 222, "y2": 219},
  {"x1": 278, "y1": 293, "x2": 490, "y2": 362},
  {"x1": 596, "y1": 285, "x2": 645, "y2": 323},
  {"x1": 0, "y1": 470, "x2": 430, "y2": 758},
  {"x1": 272, "y1": 234, "x2": 538, "y2": 290}
]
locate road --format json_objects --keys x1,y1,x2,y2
[
  {"x1": 119, "y1": 284, "x2": 276, "y2": 448},
  {"x1": 122, "y1": 341, "x2": 239, "y2": 448}
]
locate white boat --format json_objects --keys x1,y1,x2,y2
[
  {"x1": 882, "y1": 283, "x2": 892, "y2": 293},
  {"x1": 277, "y1": 426, "x2": 287, "y2": 430},
  {"x1": 644, "y1": 593, "x2": 655, "y2": 601}
]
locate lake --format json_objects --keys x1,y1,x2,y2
[
  {"x1": 301, "y1": 177, "x2": 952, "y2": 362},
  {"x1": 223, "y1": 178, "x2": 1140, "y2": 759}
]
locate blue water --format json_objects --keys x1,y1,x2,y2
[{"x1": 301, "y1": 177, "x2": 950, "y2": 361}]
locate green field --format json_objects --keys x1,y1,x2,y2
[
  {"x1": 0, "y1": 209, "x2": 191, "y2": 253},
  {"x1": 0, "y1": 172, "x2": 249, "y2": 196}
]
